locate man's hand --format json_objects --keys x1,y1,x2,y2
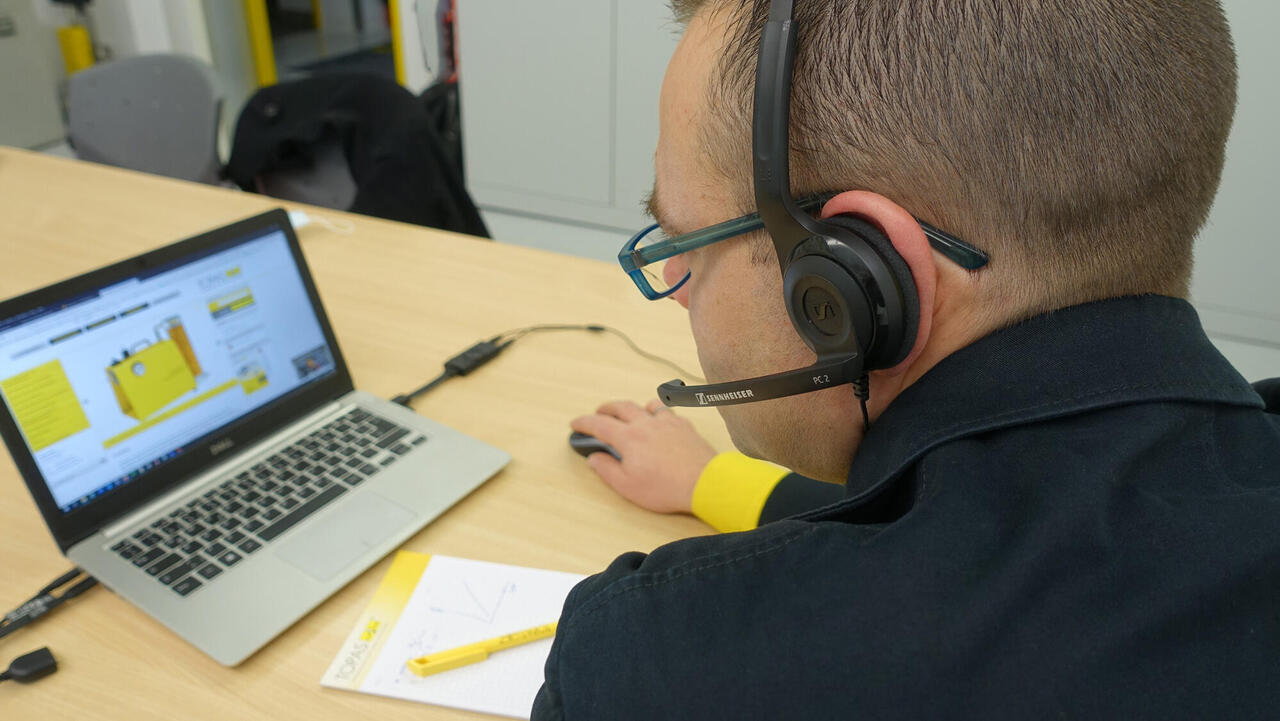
[{"x1": 570, "y1": 399, "x2": 717, "y2": 514}]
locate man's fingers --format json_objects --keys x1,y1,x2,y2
[
  {"x1": 585, "y1": 452, "x2": 626, "y2": 488},
  {"x1": 645, "y1": 398, "x2": 672, "y2": 415},
  {"x1": 570, "y1": 414, "x2": 626, "y2": 443},
  {"x1": 596, "y1": 400, "x2": 650, "y2": 422}
]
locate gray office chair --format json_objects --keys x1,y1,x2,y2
[{"x1": 67, "y1": 54, "x2": 223, "y2": 185}]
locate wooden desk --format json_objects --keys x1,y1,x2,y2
[{"x1": 0, "y1": 148, "x2": 729, "y2": 719}]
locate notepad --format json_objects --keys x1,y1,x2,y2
[{"x1": 321, "y1": 551, "x2": 586, "y2": 719}]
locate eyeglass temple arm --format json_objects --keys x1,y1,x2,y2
[{"x1": 917, "y1": 219, "x2": 989, "y2": 270}]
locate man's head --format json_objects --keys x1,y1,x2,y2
[{"x1": 652, "y1": 0, "x2": 1237, "y2": 482}]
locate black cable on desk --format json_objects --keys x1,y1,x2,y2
[
  {"x1": 390, "y1": 369, "x2": 457, "y2": 407},
  {"x1": 391, "y1": 323, "x2": 703, "y2": 407},
  {"x1": 0, "y1": 568, "x2": 98, "y2": 641},
  {"x1": 496, "y1": 324, "x2": 703, "y2": 381},
  {"x1": 391, "y1": 335, "x2": 510, "y2": 406},
  {"x1": 1, "y1": 648, "x2": 57, "y2": 683}
]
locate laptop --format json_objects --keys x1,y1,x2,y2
[{"x1": 0, "y1": 209, "x2": 510, "y2": 665}]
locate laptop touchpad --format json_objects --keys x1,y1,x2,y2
[{"x1": 275, "y1": 492, "x2": 417, "y2": 581}]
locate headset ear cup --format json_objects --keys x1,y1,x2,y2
[
  {"x1": 784, "y1": 253, "x2": 863, "y2": 356},
  {"x1": 821, "y1": 216, "x2": 920, "y2": 368}
]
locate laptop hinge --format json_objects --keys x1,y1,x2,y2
[{"x1": 101, "y1": 400, "x2": 347, "y2": 540}]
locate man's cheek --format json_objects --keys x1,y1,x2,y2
[
  {"x1": 688, "y1": 308, "x2": 730, "y2": 383},
  {"x1": 662, "y1": 253, "x2": 689, "y2": 290},
  {"x1": 670, "y1": 283, "x2": 691, "y2": 308}
]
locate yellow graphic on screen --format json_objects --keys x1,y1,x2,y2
[
  {"x1": 208, "y1": 287, "x2": 256, "y2": 319},
  {"x1": 103, "y1": 378, "x2": 239, "y2": 449},
  {"x1": 0, "y1": 359, "x2": 91, "y2": 451},
  {"x1": 158, "y1": 317, "x2": 203, "y2": 377},
  {"x1": 238, "y1": 362, "x2": 269, "y2": 395},
  {"x1": 108, "y1": 340, "x2": 197, "y2": 420}
]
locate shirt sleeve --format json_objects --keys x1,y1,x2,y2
[
  {"x1": 758, "y1": 472, "x2": 847, "y2": 524},
  {"x1": 691, "y1": 452, "x2": 849, "y2": 532}
]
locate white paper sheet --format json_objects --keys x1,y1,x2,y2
[{"x1": 323, "y1": 553, "x2": 585, "y2": 719}]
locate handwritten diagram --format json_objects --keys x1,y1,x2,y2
[{"x1": 429, "y1": 579, "x2": 518, "y2": 624}]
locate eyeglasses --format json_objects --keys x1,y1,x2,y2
[{"x1": 618, "y1": 194, "x2": 990, "y2": 301}]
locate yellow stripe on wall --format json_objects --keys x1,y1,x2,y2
[
  {"x1": 388, "y1": 0, "x2": 406, "y2": 86},
  {"x1": 57, "y1": 25, "x2": 94, "y2": 74},
  {"x1": 243, "y1": 0, "x2": 278, "y2": 87}
]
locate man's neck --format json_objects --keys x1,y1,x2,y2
[{"x1": 871, "y1": 277, "x2": 986, "y2": 414}]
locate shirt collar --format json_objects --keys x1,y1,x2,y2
[{"x1": 822, "y1": 295, "x2": 1262, "y2": 511}]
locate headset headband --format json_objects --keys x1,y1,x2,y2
[{"x1": 753, "y1": 0, "x2": 825, "y2": 265}]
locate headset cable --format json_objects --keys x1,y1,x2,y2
[{"x1": 392, "y1": 323, "x2": 702, "y2": 407}]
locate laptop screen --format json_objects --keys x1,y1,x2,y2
[{"x1": 0, "y1": 226, "x2": 336, "y2": 514}]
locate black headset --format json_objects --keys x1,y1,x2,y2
[{"x1": 658, "y1": 0, "x2": 919, "y2": 412}]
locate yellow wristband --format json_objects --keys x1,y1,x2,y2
[{"x1": 690, "y1": 452, "x2": 790, "y2": 533}]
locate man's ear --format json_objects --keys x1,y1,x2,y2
[{"x1": 820, "y1": 191, "x2": 938, "y2": 374}]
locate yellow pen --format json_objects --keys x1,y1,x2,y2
[{"x1": 406, "y1": 621, "x2": 559, "y2": 677}]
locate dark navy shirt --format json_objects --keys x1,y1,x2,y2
[{"x1": 533, "y1": 296, "x2": 1280, "y2": 721}]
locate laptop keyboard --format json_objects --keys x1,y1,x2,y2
[{"x1": 107, "y1": 408, "x2": 427, "y2": 598}]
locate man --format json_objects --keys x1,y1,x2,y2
[{"x1": 533, "y1": 1, "x2": 1280, "y2": 718}]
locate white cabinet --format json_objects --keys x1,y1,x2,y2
[
  {"x1": 0, "y1": 0, "x2": 63, "y2": 149},
  {"x1": 456, "y1": 0, "x2": 679, "y2": 233}
]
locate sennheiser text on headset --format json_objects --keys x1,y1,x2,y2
[{"x1": 654, "y1": 0, "x2": 989, "y2": 415}]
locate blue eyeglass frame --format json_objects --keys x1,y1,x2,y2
[{"x1": 618, "y1": 194, "x2": 990, "y2": 301}]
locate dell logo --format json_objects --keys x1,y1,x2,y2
[{"x1": 210, "y1": 438, "x2": 235, "y2": 456}]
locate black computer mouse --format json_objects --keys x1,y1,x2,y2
[{"x1": 569, "y1": 432, "x2": 622, "y2": 461}]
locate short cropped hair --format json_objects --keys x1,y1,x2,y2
[{"x1": 672, "y1": 0, "x2": 1237, "y2": 324}]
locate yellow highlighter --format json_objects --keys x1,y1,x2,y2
[{"x1": 406, "y1": 621, "x2": 558, "y2": 677}]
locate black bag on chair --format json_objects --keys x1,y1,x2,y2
[
  {"x1": 420, "y1": 80, "x2": 466, "y2": 185},
  {"x1": 227, "y1": 74, "x2": 489, "y2": 238}
]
